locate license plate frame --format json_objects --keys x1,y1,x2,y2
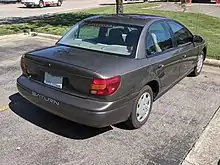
[{"x1": 44, "y1": 72, "x2": 63, "y2": 89}]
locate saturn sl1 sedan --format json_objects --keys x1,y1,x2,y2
[{"x1": 17, "y1": 14, "x2": 207, "y2": 129}]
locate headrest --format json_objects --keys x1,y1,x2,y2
[
  {"x1": 125, "y1": 30, "x2": 139, "y2": 46},
  {"x1": 108, "y1": 28, "x2": 123, "y2": 37}
]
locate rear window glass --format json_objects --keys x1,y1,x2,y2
[{"x1": 58, "y1": 22, "x2": 143, "y2": 57}]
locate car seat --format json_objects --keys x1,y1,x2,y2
[
  {"x1": 107, "y1": 28, "x2": 125, "y2": 45},
  {"x1": 125, "y1": 30, "x2": 140, "y2": 47}
]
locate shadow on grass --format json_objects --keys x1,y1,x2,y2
[
  {"x1": 9, "y1": 93, "x2": 112, "y2": 140},
  {"x1": 0, "y1": 12, "x2": 94, "y2": 25},
  {"x1": 0, "y1": 12, "x2": 95, "y2": 35},
  {"x1": 34, "y1": 12, "x2": 95, "y2": 26}
]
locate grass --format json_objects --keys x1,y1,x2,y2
[{"x1": 1, "y1": 2, "x2": 220, "y2": 59}]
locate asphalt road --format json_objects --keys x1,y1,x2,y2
[
  {"x1": 0, "y1": 35, "x2": 220, "y2": 165},
  {"x1": 0, "y1": 0, "x2": 112, "y2": 20}
]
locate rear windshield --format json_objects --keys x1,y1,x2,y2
[{"x1": 58, "y1": 21, "x2": 143, "y2": 57}]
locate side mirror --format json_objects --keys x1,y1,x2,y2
[{"x1": 193, "y1": 35, "x2": 203, "y2": 43}]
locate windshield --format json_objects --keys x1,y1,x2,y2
[{"x1": 58, "y1": 21, "x2": 143, "y2": 57}]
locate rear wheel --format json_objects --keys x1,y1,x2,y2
[
  {"x1": 125, "y1": 85, "x2": 153, "y2": 129},
  {"x1": 39, "y1": 0, "x2": 44, "y2": 8},
  {"x1": 189, "y1": 51, "x2": 204, "y2": 77}
]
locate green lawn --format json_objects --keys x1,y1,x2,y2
[{"x1": 1, "y1": 2, "x2": 220, "y2": 59}]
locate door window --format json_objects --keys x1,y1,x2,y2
[
  {"x1": 145, "y1": 34, "x2": 157, "y2": 56},
  {"x1": 167, "y1": 21, "x2": 193, "y2": 46},
  {"x1": 147, "y1": 22, "x2": 173, "y2": 53}
]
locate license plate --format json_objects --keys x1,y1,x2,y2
[{"x1": 44, "y1": 72, "x2": 63, "y2": 89}]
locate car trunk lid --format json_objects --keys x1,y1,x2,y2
[{"x1": 23, "y1": 45, "x2": 130, "y2": 98}]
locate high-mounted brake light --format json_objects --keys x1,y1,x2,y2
[
  {"x1": 90, "y1": 76, "x2": 121, "y2": 96},
  {"x1": 20, "y1": 56, "x2": 28, "y2": 76}
]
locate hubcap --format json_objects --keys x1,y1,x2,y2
[
  {"x1": 136, "y1": 92, "x2": 151, "y2": 122},
  {"x1": 196, "y1": 53, "x2": 204, "y2": 73}
]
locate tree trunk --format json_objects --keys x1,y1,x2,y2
[{"x1": 116, "y1": 0, "x2": 123, "y2": 14}]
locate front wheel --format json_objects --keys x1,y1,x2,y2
[
  {"x1": 39, "y1": 0, "x2": 44, "y2": 8},
  {"x1": 189, "y1": 51, "x2": 204, "y2": 77},
  {"x1": 125, "y1": 85, "x2": 153, "y2": 129},
  {"x1": 57, "y1": 0, "x2": 62, "y2": 6}
]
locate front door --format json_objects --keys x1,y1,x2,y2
[
  {"x1": 145, "y1": 21, "x2": 181, "y2": 92},
  {"x1": 167, "y1": 21, "x2": 198, "y2": 77}
]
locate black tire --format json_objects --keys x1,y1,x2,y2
[
  {"x1": 39, "y1": 0, "x2": 44, "y2": 8},
  {"x1": 57, "y1": 0, "x2": 62, "y2": 6},
  {"x1": 125, "y1": 85, "x2": 153, "y2": 129},
  {"x1": 188, "y1": 51, "x2": 205, "y2": 77}
]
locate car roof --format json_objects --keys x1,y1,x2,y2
[{"x1": 85, "y1": 14, "x2": 169, "y2": 27}]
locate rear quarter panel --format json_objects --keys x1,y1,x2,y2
[{"x1": 98, "y1": 59, "x2": 160, "y2": 102}]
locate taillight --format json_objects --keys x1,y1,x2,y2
[
  {"x1": 20, "y1": 56, "x2": 28, "y2": 76},
  {"x1": 90, "y1": 76, "x2": 121, "y2": 96}
]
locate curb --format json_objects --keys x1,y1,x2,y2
[
  {"x1": 0, "y1": 33, "x2": 25, "y2": 40},
  {"x1": 1, "y1": 33, "x2": 220, "y2": 68},
  {"x1": 204, "y1": 58, "x2": 220, "y2": 68},
  {"x1": 181, "y1": 106, "x2": 220, "y2": 165},
  {"x1": 35, "y1": 33, "x2": 61, "y2": 40}
]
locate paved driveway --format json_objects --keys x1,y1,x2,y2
[
  {"x1": 189, "y1": 3, "x2": 220, "y2": 18},
  {"x1": 0, "y1": 0, "x2": 112, "y2": 20},
  {"x1": 0, "y1": 35, "x2": 220, "y2": 165}
]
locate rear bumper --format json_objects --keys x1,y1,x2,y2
[{"x1": 17, "y1": 75, "x2": 136, "y2": 127}]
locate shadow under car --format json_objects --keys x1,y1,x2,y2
[{"x1": 9, "y1": 93, "x2": 112, "y2": 140}]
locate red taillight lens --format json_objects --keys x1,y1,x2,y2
[
  {"x1": 90, "y1": 76, "x2": 121, "y2": 96},
  {"x1": 20, "y1": 56, "x2": 28, "y2": 75}
]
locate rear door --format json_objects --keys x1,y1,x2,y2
[
  {"x1": 145, "y1": 21, "x2": 182, "y2": 92},
  {"x1": 167, "y1": 21, "x2": 198, "y2": 77}
]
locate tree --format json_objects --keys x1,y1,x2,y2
[{"x1": 116, "y1": 0, "x2": 123, "y2": 14}]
